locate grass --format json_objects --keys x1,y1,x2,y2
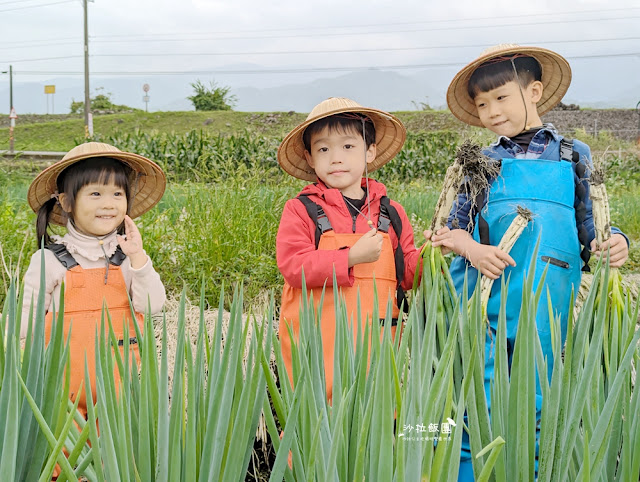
[
  {"x1": 0, "y1": 111, "x2": 308, "y2": 152},
  {"x1": 4, "y1": 110, "x2": 636, "y2": 155},
  {"x1": 0, "y1": 117, "x2": 638, "y2": 307},
  {"x1": 0, "y1": 167, "x2": 441, "y2": 309},
  {"x1": 1, "y1": 166, "x2": 639, "y2": 310}
]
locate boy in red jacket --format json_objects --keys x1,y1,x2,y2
[{"x1": 276, "y1": 97, "x2": 425, "y2": 400}]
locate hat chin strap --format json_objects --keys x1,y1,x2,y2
[
  {"x1": 510, "y1": 58, "x2": 529, "y2": 133},
  {"x1": 362, "y1": 118, "x2": 373, "y2": 230}
]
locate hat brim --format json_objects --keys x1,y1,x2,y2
[
  {"x1": 447, "y1": 46, "x2": 571, "y2": 127},
  {"x1": 28, "y1": 150, "x2": 166, "y2": 227},
  {"x1": 277, "y1": 106, "x2": 406, "y2": 182}
]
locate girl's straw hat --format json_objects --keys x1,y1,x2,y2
[
  {"x1": 278, "y1": 97, "x2": 406, "y2": 181},
  {"x1": 28, "y1": 142, "x2": 166, "y2": 226},
  {"x1": 447, "y1": 44, "x2": 572, "y2": 127}
]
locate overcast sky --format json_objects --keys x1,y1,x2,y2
[{"x1": 0, "y1": 0, "x2": 639, "y2": 110}]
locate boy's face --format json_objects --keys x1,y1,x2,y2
[
  {"x1": 304, "y1": 125, "x2": 376, "y2": 199},
  {"x1": 473, "y1": 80, "x2": 543, "y2": 137}
]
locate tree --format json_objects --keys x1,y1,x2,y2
[
  {"x1": 188, "y1": 80, "x2": 237, "y2": 111},
  {"x1": 69, "y1": 87, "x2": 137, "y2": 114}
]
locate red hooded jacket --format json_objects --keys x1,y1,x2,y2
[{"x1": 276, "y1": 178, "x2": 421, "y2": 292}]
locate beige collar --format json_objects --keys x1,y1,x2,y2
[{"x1": 51, "y1": 221, "x2": 119, "y2": 262}]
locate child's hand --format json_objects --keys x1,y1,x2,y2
[
  {"x1": 117, "y1": 215, "x2": 148, "y2": 269},
  {"x1": 348, "y1": 228, "x2": 383, "y2": 267},
  {"x1": 430, "y1": 226, "x2": 469, "y2": 256},
  {"x1": 465, "y1": 243, "x2": 516, "y2": 280},
  {"x1": 590, "y1": 234, "x2": 629, "y2": 268}
]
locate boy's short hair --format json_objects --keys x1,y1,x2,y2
[
  {"x1": 467, "y1": 55, "x2": 542, "y2": 99},
  {"x1": 302, "y1": 114, "x2": 376, "y2": 152}
]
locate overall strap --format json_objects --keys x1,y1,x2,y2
[
  {"x1": 108, "y1": 246, "x2": 127, "y2": 267},
  {"x1": 475, "y1": 191, "x2": 491, "y2": 245},
  {"x1": 560, "y1": 138, "x2": 591, "y2": 272},
  {"x1": 379, "y1": 196, "x2": 408, "y2": 313},
  {"x1": 297, "y1": 194, "x2": 333, "y2": 249},
  {"x1": 45, "y1": 244, "x2": 128, "y2": 270},
  {"x1": 45, "y1": 243, "x2": 79, "y2": 269}
]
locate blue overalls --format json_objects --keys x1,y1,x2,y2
[{"x1": 450, "y1": 146, "x2": 584, "y2": 480}]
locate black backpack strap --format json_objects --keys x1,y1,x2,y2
[
  {"x1": 45, "y1": 243, "x2": 128, "y2": 270},
  {"x1": 379, "y1": 196, "x2": 408, "y2": 313},
  {"x1": 109, "y1": 246, "x2": 127, "y2": 266},
  {"x1": 45, "y1": 243, "x2": 79, "y2": 270},
  {"x1": 475, "y1": 190, "x2": 491, "y2": 245},
  {"x1": 377, "y1": 204, "x2": 392, "y2": 233},
  {"x1": 560, "y1": 138, "x2": 591, "y2": 272},
  {"x1": 559, "y1": 138, "x2": 574, "y2": 164},
  {"x1": 297, "y1": 194, "x2": 333, "y2": 249}
]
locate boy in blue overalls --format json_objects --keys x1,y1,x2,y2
[{"x1": 429, "y1": 44, "x2": 629, "y2": 479}]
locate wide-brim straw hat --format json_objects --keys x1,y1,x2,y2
[
  {"x1": 447, "y1": 44, "x2": 572, "y2": 127},
  {"x1": 28, "y1": 142, "x2": 166, "y2": 226},
  {"x1": 278, "y1": 97, "x2": 406, "y2": 181}
]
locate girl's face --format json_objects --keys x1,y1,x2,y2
[{"x1": 60, "y1": 180, "x2": 127, "y2": 237}]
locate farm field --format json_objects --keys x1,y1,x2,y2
[
  {"x1": 1, "y1": 109, "x2": 639, "y2": 480},
  {"x1": 1, "y1": 109, "x2": 639, "y2": 309}
]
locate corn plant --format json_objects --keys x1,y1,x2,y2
[{"x1": 86, "y1": 128, "x2": 463, "y2": 184}]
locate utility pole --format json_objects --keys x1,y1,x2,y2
[
  {"x1": 2, "y1": 65, "x2": 15, "y2": 151},
  {"x1": 1, "y1": 65, "x2": 12, "y2": 113},
  {"x1": 9, "y1": 65, "x2": 13, "y2": 112},
  {"x1": 83, "y1": 0, "x2": 91, "y2": 137}
]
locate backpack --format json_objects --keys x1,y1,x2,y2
[{"x1": 297, "y1": 194, "x2": 409, "y2": 313}]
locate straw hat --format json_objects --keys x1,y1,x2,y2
[
  {"x1": 447, "y1": 44, "x2": 571, "y2": 127},
  {"x1": 277, "y1": 97, "x2": 406, "y2": 181},
  {"x1": 28, "y1": 142, "x2": 166, "y2": 226}
]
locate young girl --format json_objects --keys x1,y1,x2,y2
[{"x1": 22, "y1": 141, "x2": 166, "y2": 417}]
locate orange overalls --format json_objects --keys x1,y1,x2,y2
[
  {"x1": 280, "y1": 228, "x2": 400, "y2": 402},
  {"x1": 44, "y1": 245, "x2": 143, "y2": 419}
]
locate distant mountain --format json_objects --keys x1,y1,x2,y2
[{"x1": 0, "y1": 57, "x2": 637, "y2": 115}]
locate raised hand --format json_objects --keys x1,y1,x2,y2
[{"x1": 116, "y1": 215, "x2": 148, "y2": 269}]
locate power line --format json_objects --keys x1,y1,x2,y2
[
  {"x1": 0, "y1": 40, "x2": 78, "y2": 51},
  {"x1": 4, "y1": 36, "x2": 639, "y2": 63},
  {"x1": 87, "y1": 14, "x2": 640, "y2": 43},
  {"x1": 3, "y1": 13, "x2": 636, "y2": 52},
  {"x1": 0, "y1": 0, "x2": 61, "y2": 5},
  {"x1": 89, "y1": 6, "x2": 640, "y2": 39},
  {"x1": 0, "y1": 0, "x2": 75, "y2": 13},
  {"x1": 2, "y1": 7, "x2": 637, "y2": 50},
  {"x1": 3, "y1": 55, "x2": 82, "y2": 63},
  {"x1": 85, "y1": 36, "x2": 640, "y2": 58},
  {"x1": 3, "y1": 14, "x2": 636, "y2": 51},
  {"x1": 9, "y1": 51, "x2": 639, "y2": 77}
]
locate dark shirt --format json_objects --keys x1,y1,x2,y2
[
  {"x1": 343, "y1": 191, "x2": 367, "y2": 218},
  {"x1": 510, "y1": 126, "x2": 544, "y2": 151}
]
